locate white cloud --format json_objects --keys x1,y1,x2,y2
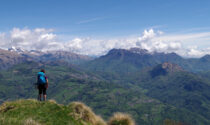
[
  {"x1": 34, "y1": 28, "x2": 53, "y2": 33},
  {"x1": 39, "y1": 34, "x2": 56, "y2": 41},
  {"x1": 135, "y1": 29, "x2": 210, "y2": 57},
  {"x1": 77, "y1": 17, "x2": 105, "y2": 24},
  {"x1": 136, "y1": 29, "x2": 182, "y2": 53},
  {"x1": 0, "y1": 28, "x2": 59, "y2": 51},
  {"x1": 67, "y1": 38, "x2": 83, "y2": 49},
  {"x1": 138, "y1": 29, "x2": 156, "y2": 42},
  {"x1": 0, "y1": 27, "x2": 210, "y2": 57},
  {"x1": 183, "y1": 46, "x2": 210, "y2": 58}
]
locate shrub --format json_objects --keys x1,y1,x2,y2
[
  {"x1": 69, "y1": 102, "x2": 106, "y2": 125},
  {"x1": 108, "y1": 113, "x2": 135, "y2": 125},
  {"x1": 48, "y1": 99, "x2": 57, "y2": 104}
]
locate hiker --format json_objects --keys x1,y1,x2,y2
[{"x1": 37, "y1": 69, "x2": 48, "y2": 101}]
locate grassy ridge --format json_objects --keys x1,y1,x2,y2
[
  {"x1": 0, "y1": 99, "x2": 87, "y2": 125},
  {"x1": 0, "y1": 99, "x2": 137, "y2": 125}
]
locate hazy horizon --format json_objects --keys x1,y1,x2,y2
[{"x1": 0, "y1": 0, "x2": 210, "y2": 57}]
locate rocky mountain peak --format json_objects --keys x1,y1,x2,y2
[
  {"x1": 129, "y1": 47, "x2": 149, "y2": 55},
  {"x1": 150, "y1": 62, "x2": 184, "y2": 77},
  {"x1": 161, "y1": 62, "x2": 183, "y2": 73},
  {"x1": 8, "y1": 46, "x2": 25, "y2": 53},
  {"x1": 200, "y1": 54, "x2": 210, "y2": 62},
  {"x1": 107, "y1": 48, "x2": 150, "y2": 57}
]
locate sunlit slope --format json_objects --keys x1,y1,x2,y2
[{"x1": 0, "y1": 99, "x2": 103, "y2": 125}]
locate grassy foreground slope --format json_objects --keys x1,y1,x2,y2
[
  {"x1": 0, "y1": 99, "x2": 106, "y2": 125},
  {"x1": 0, "y1": 99, "x2": 138, "y2": 125}
]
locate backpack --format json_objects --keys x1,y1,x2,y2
[{"x1": 37, "y1": 72, "x2": 46, "y2": 84}]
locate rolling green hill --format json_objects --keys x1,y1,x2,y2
[
  {"x1": 139, "y1": 71, "x2": 210, "y2": 122},
  {"x1": 106, "y1": 63, "x2": 210, "y2": 124},
  {"x1": 0, "y1": 61, "x2": 209, "y2": 124}
]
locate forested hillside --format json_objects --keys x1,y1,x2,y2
[{"x1": 0, "y1": 48, "x2": 210, "y2": 124}]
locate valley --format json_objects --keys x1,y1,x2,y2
[{"x1": 0, "y1": 48, "x2": 210, "y2": 125}]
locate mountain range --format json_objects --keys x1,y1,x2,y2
[
  {"x1": 0, "y1": 47, "x2": 92, "y2": 69},
  {"x1": 0, "y1": 47, "x2": 210, "y2": 125},
  {"x1": 2, "y1": 47, "x2": 210, "y2": 72},
  {"x1": 83, "y1": 47, "x2": 210, "y2": 73}
]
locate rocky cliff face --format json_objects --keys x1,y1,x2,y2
[
  {"x1": 150, "y1": 62, "x2": 184, "y2": 78},
  {"x1": 161, "y1": 62, "x2": 184, "y2": 73}
]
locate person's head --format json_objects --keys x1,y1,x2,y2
[{"x1": 41, "y1": 69, "x2": 45, "y2": 73}]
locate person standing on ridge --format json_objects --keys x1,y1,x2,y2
[{"x1": 37, "y1": 69, "x2": 48, "y2": 101}]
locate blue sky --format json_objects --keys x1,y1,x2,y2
[
  {"x1": 0, "y1": 0, "x2": 210, "y2": 36},
  {"x1": 0, "y1": 0, "x2": 210, "y2": 57}
]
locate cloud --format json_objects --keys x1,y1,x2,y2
[
  {"x1": 155, "y1": 32, "x2": 210, "y2": 42},
  {"x1": 135, "y1": 29, "x2": 210, "y2": 57},
  {"x1": 0, "y1": 28, "x2": 59, "y2": 51},
  {"x1": 184, "y1": 46, "x2": 210, "y2": 58},
  {"x1": 138, "y1": 29, "x2": 157, "y2": 42},
  {"x1": 77, "y1": 17, "x2": 105, "y2": 24},
  {"x1": 0, "y1": 27, "x2": 210, "y2": 57},
  {"x1": 136, "y1": 29, "x2": 182, "y2": 53}
]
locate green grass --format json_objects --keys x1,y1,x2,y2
[{"x1": 0, "y1": 99, "x2": 87, "y2": 125}]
